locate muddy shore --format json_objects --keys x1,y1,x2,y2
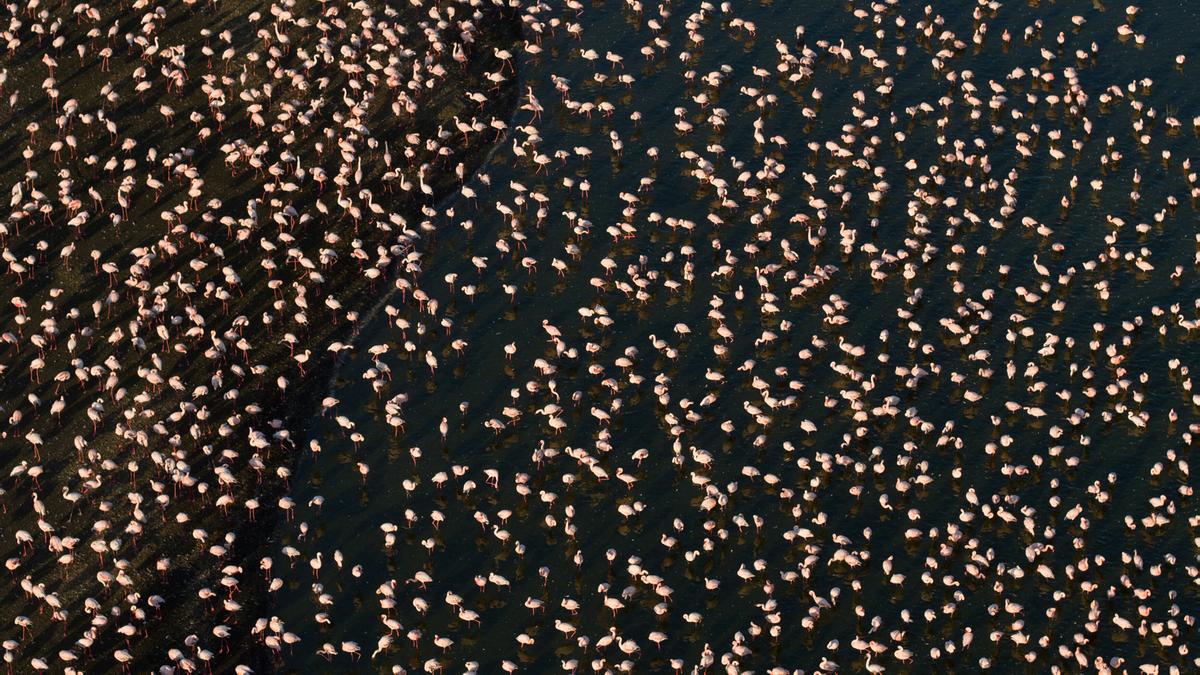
[{"x1": 0, "y1": 0, "x2": 521, "y2": 670}]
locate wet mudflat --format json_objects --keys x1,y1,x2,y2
[{"x1": 0, "y1": 0, "x2": 518, "y2": 671}]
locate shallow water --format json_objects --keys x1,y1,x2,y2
[{"x1": 270, "y1": 1, "x2": 1200, "y2": 672}]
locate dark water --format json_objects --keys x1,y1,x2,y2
[{"x1": 269, "y1": 1, "x2": 1200, "y2": 672}]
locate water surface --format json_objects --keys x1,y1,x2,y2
[{"x1": 270, "y1": 1, "x2": 1200, "y2": 671}]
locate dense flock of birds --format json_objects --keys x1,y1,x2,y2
[{"x1": 0, "y1": 0, "x2": 1199, "y2": 672}]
